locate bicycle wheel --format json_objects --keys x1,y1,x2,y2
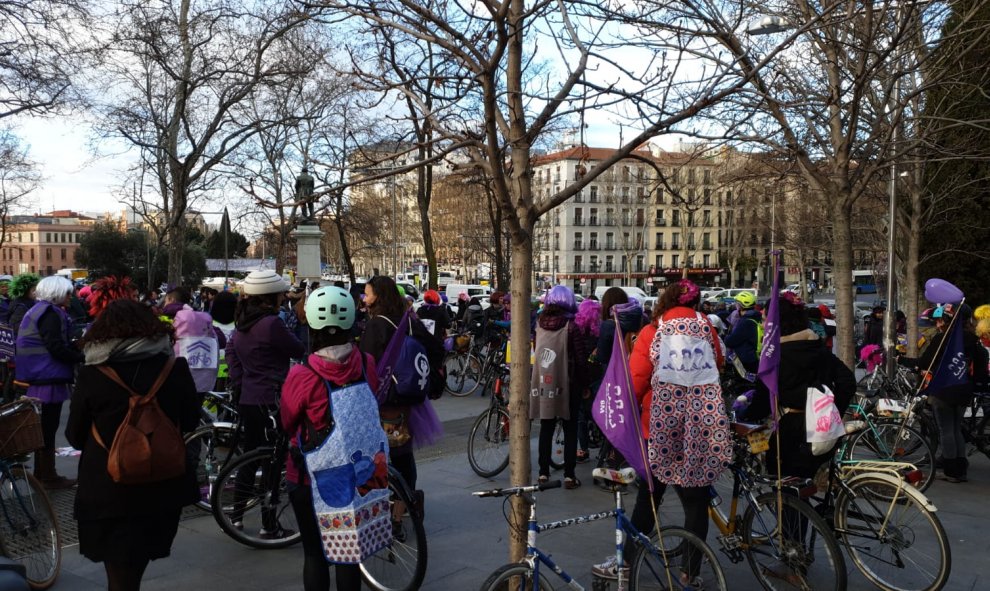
[
  {"x1": 742, "y1": 491, "x2": 846, "y2": 591},
  {"x1": 834, "y1": 476, "x2": 950, "y2": 591},
  {"x1": 479, "y1": 562, "x2": 553, "y2": 591},
  {"x1": 210, "y1": 447, "x2": 300, "y2": 549},
  {"x1": 0, "y1": 467, "x2": 60, "y2": 590},
  {"x1": 361, "y1": 469, "x2": 427, "y2": 591},
  {"x1": 185, "y1": 424, "x2": 239, "y2": 511},
  {"x1": 444, "y1": 352, "x2": 481, "y2": 396},
  {"x1": 468, "y1": 407, "x2": 511, "y2": 478},
  {"x1": 631, "y1": 525, "x2": 727, "y2": 590},
  {"x1": 549, "y1": 419, "x2": 565, "y2": 471},
  {"x1": 845, "y1": 422, "x2": 934, "y2": 492}
]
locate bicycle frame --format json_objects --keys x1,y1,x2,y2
[{"x1": 0, "y1": 460, "x2": 38, "y2": 533}]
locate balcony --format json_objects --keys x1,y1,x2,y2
[
  {"x1": 589, "y1": 194, "x2": 600, "y2": 203},
  {"x1": 573, "y1": 263, "x2": 583, "y2": 272},
  {"x1": 671, "y1": 243, "x2": 681, "y2": 250},
  {"x1": 604, "y1": 243, "x2": 616, "y2": 251},
  {"x1": 573, "y1": 219, "x2": 585, "y2": 226},
  {"x1": 655, "y1": 242, "x2": 666, "y2": 250},
  {"x1": 655, "y1": 219, "x2": 667, "y2": 227},
  {"x1": 605, "y1": 217, "x2": 617, "y2": 226},
  {"x1": 604, "y1": 264, "x2": 614, "y2": 272},
  {"x1": 588, "y1": 218, "x2": 600, "y2": 226},
  {"x1": 575, "y1": 194, "x2": 585, "y2": 203},
  {"x1": 589, "y1": 242, "x2": 600, "y2": 250},
  {"x1": 573, "y1": 243, "x2": 585, "y2": 251}
]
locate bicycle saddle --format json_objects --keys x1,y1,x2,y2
[
  {"x1": 591, "y1": 466, "x2": 638, "y2": 485},
  {"x1": 730, "y1": 422, "x2": 767, "y2": 436}
]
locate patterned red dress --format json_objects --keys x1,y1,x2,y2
[{"x1": 647, "y1": 310, "x2": 731, "y2": 487}]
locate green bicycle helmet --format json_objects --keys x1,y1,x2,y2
[
  {"x1": 305, "y1": 286, "x2": 355, "y2": 331},
  {"x1": 734, "y1": 291, "x2": 756, "y2": 309}
]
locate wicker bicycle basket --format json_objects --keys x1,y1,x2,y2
[{"x1": 0, "y1": 400, "x2": 44, "y2": 458}]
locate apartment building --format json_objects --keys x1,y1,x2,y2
[
  {"x1": 1, "y1": 211, "x2": 97, "y2": 276},
  {"x1": 532, "y1": 145, "x2": 726, "y2": 295}
]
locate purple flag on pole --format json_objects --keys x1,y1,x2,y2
[
  {"x1": 592, "y1": 313, "x2": 651, "y2": 483},
  {"x1": 375, "y1": 308, "x2": 412, "y2": 404},
  {"x1": 758, "y1": 252, "x2": 782, "y2": 420}
]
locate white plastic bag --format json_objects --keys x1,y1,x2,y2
[{"x1": 805, "y1": 384, "x2": 845, "y2": 455}]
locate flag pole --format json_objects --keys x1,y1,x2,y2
[{"x1": 612, "y1": 307, "x2": 671, "y2": 591}]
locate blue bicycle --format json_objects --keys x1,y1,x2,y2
[{"x1": 475, "y1": 467, "x2": 727, "y2": 591}]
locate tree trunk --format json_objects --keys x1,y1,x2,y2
[
  {"x1": 507, "y1": 231, "x2": 533, "y2": 563},
  {"x1": 416, "y1": 162, "x2": 438, "y2": 290},
  {"x1": 166, "y1": 210, "x2": 185, "y2": 285},
  {"x1": 905, "y1": 182, "x2": 923, "y2": 357},
  {"x1": 832, "y1": 199, "x2": 856, "y2": 368}
]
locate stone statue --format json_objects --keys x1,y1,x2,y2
[{"x1": 295, "y1": 166, "x2": 316, "y2": 221}]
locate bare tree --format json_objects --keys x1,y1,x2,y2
[
  {"x1": 93, "y1": 0, "x2": 317, "y2": 284},
  {"x1": 309, "y1": 0, "x2": 762, "y2": 559},
  {"x1": 0, "y1": 130, "x2": 41, "y2": 247},
  {"x1": 0, "y1": 0, "x2": 91, "y2": 120},
  {"x1": 666, "y1": 0, "x2": 990, "y2": 365}
]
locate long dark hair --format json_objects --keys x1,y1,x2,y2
[
  {"x1": 653, "y1": 280, "x2": 699, "y2": 320},
  {"x1": 81, "y1": 299, "x2": 173, "y2": 344},
  {"x1": 235, "y1": 293, "x2": 281, "y2": 327},
  {"x1": 367, "y1": 276, "x2": 405, "y2": 320},
  {"x1": 600, "y1": 287, "x2": 629, "y2": 320},
  {"x1": 779, "y1": 298, "x2": 809, "y2": 336}
]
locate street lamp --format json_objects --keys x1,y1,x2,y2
[{"x1": 126, "y1": 227, "x2": 152, "y2": 288}]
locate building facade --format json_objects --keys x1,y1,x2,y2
[
  {"x1": 532, "y1": 145, "x2": 726, "y2": 295},
  {"x1": 1, "y1": 211, "x2": 97, "y2": 276}
]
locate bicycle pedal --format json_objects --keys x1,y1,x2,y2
[{"x1": 591, "y1": 576, "x2": 612, "y2": 591}]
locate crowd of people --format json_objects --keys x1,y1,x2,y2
[{"x1": 0, "y1": 266, "x2": 985, "y2": 590}]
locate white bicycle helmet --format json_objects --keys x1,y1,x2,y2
[
  {"x1": 306, "y1": 286, "x2": 355, "y2": 330},
  {"x1": 242, "y1": 270, "x2": 288, "y2": 295}
]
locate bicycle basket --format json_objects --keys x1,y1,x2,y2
[
  {"x1": 455, "y1": 334, "x2": 471, "y2": 353},
  {"x1": 0, "y1": 400, "x2": 43, "y2": 458}
]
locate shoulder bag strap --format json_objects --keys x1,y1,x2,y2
[{"x1": 298, "y1": 359, "x2": 335, "y2": 451}]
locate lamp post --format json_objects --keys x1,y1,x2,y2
[{"x1": 127, "y1": 227, "x2": 152, "y2": 289}]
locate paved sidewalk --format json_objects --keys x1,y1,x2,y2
[{"x1": 47, "y1": 395, "x2": 990, "y2": 590}]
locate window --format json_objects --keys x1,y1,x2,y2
[
  {"x1": 622, "y1": 165, "x2": 630, "y2": 181},
  {"x1": 703, "y1": 189, "x2": 712, "y2": 205},
  {"x1": 605, "y1": 232, "x2": 614, "y2": 249},
  {"x1": 688, "y1": 168, "x2": 696, "y2": 184},
  {"x1": 655, "y1": 255, "x2": 663, "y2": 268},
  {"x1": 606, "y1": 208, "x2": 615, "y2": 225},
  {"x1": 590, "y1": 208, "x2": 599, "y2": 225},
  {"x1": 655, "y1": 232, "x2": 664, "y2": 249},
  {"x1": 61, "y1": 233, "x2": 67, "y2": 243},
  {"x1": 621, "y1": 187, "x2": 630, "y2": 203},
  {"x1": 672, "y1": 211, "x2": 680, "y2": 227},
  {"x1": 553, "y1": 256, "x2": 559, "y2": 273},
  {"x1": 703, "y1": 210, "x2": 711, "y2": 226},
  {"x1": 60, "y1": 248, "x2": 66, "y2": 260},
  {"x1": 636, "y1": 255, "x2": 645, "y2": 272},
  {"x1": 703, "y1": 232, "x2": 711, "y2": 249},
  {"x1": 672, "y1": 232, "x2": 680, "y2": 249},
  {"x1": 590, "y1": 255, "x2": 599, "y2": 270},
  {"x1": 574, "y1": 232, "x2": 583, "y2": 249},
  {"x1": 574, "y1": 255, "x2": 583, "y2": 272},
  {"x1": 636, "y1": 208, "x2": 644, "y2": 226},
  {"x1": 46, "y1": 233, "x2": 51, "y2": 243},
  {"x1": 590, "y1": 186, "x2": 599, "y2": 202},
  {"x1": 605, "y1": 255, "x2": 614, "y2": 272},
  {"x1": 590, "y1": 232, "x2": 599, "y2": 249},
  {"x1": 671, "y1": 254, "x2": 679, "y2": 267},
  {"x1": 688, "y1": 255, "x2": 695, "y2": 267},
  {"x1": 704, "y1": 169, "x2": 711, "y2": 184},
  {"x1": 656, "y1": 189, "x2": 665, "y2": 204},
  {"x1": 703, "y1": 254, "x2": 711, "y2": 267},
  {"x1": 553, "y1": 233, "x2": 559, "y2": 250},
  {"x1": 30, "y1": 249, "x2": 34, "y2": 261},
  {"x1": 622, "y1": 232, "x2": 630, "y2": 248},
  {"x1": 654, "y1": 211, "x2": 665, "y2": 225}
]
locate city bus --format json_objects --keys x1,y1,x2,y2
[{"x1": 852, "y1": 270, "x2": 877, "y2": 294}]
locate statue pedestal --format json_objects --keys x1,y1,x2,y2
[{"x1": 292, "y1": 221, "x2": 323, "y2": 285}]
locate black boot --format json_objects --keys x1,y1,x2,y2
[{"x1": 940, "y1": 458, "x2": 966, "y2": 483}]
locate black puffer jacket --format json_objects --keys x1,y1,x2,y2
[{"x1": 750, "y1": 329, "x2": 856, "y2": 478}]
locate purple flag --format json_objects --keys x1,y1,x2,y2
[
  {"x1": 592, "y1": 312, "x2": 651, "y2": 483},
  {"x1": 375, "y1": 308, "x2": 412, "y2": 404},
  {"x1": 927, "y1": 316, "x2": 968, "y2": 392},
  {"x1": 758, "y1": 252, "x2": 781, "y2": 421}
]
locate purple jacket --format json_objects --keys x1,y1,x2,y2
[
  {"x1": 226, "y1": 315, "x2": 305, "y2": 406},
  {"x1": 15, "y1": 301, "x2": 77, "y2": 384}
]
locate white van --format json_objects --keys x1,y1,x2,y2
[
  {"x1": 444, "y1": 283, "x2": 492, "y2": 302},
  {"x1": 593, "y1": 285, "x2": 648, "y2": 302},
  {"x1": 436, "y1": 271, "x2": 456, "y2": 287}
]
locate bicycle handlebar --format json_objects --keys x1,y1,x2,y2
[{"x1": 473, "y1": 479, "x2": 562, "y2": 498}]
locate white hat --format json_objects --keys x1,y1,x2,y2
[{"x1": 242, "y1": 270, "x2": 289, "y2": 295}]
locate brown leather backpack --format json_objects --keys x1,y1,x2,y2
[{"x1": 92, "y1": 357, "x2": 187, "y2": 484}]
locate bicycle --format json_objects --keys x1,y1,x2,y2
[
  {"x1": 475, "y1": 468, "x2": 727, "y2": 591},
  {"x1": 838, "y1": 394, "x2": 935, "y2": 492},
  {"x1": 468, "y1": 363, "x2": 511, "y2": 478},
  {"x1": 961, "y1": 390, "x2": 990, "y2": 460},
  {"x1": 184, "y1": 390, "x2": 243, "y2": 511},
  {"x1": 445, "y1": 329, "x2": 507, "y2": 397},
  {"x1": 811, "y1": 440, "x2": 950, "y2": 591},
  {"x1": 0, "y1": 400, "x2": 61, "y2": 590},
  {"x1": 708, "y1": 421, "x2": 847, "y2": 591}
]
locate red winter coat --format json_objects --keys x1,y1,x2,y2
[{"x1": 629, "y1": 307, "x2": 724, "y2": 439}]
